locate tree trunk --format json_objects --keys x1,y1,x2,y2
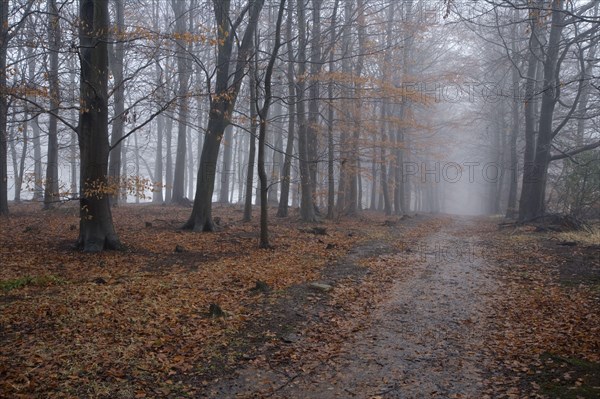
[
  {"x1": 152, "y1": 1, "x2": 164, "y2": 204},
  {"x1": 394, "y1": 2, "x2": 412, "y2": 215},
  {"x1": 347, "y1": 0, "x2": 366, "y2": 215},
  {"x1": 524, "y1": 1, "x2": 565, "y2": 219},
  {"x1": 219, "y1": 126, "x2": 233, "y2": 203},
  {"x1": 370, "y1": 156, "x2": 377, "y2": 210},
  {"x1": 506, "y1": 9, "x2": 520, "y2": 218},
  {"x1": 305, "y1": 0, "x2": 322, "y2": 209},
  {"x1": 69, "y1": 60, "x2": 79, "y2": 199},
  {"x1": 153, "y1": 114, "x2": 164, "y2": 203},
  {"x1": 294, "y1": 0, "x2": 317, "y2": 222},
  {"x1": 171, "y1": 0, "x2": 191, "y2": 204},
  {"x1": 380, "y1": 103, "x2": 392, "y2": 215},
  {"x1": 0, "y1": 0, "x2": 9, "y2": 216},
  {"x1": 268, "y1": 98, "x2": 283, "y2": 204},
  {"x1": 184, "y1": 0, "x2": 264, "y2": 231},
  {"x1": 325, "y1": 0, "x2": 339, "y2": 219},
  {"x1": 8, "y1": 127, "x2": 19, "y2": 201},
  {"x1": 165, "y1": 112, "x2": 173, "y2": 202},
  {"x1": 518, "y1": 0, "x2": 545, "y2": 221},
  {"x1": 25, "y1": 44, "x2": 44, "y2": 202},
  {"x1": 519, "y1": 0, "x2": 564, "y2": 221},
  {"x1": 187, "y1": 126, "x2": 195, "y2": 200},
  {"x1": 43, "y1": 0, "x2": 61, "y2": 209},
  {"x1": 277, "y1": 0, "x2": 296, "y2": 218},
  {"x1": 244, "y1": 60, "x2": 258, "y2": 222},
  {"x1": 257, "y1": 0, "x2": 286, "y2": 248},
  {"x1": 336, "y1": 0, "x2": 353, "y2": 216},
  {"x1": 77, "y1": 0, "x2": 121, "y2": 251},
  {"x1": 108, "y1": 0, "x2": 125, "y2": 206}
]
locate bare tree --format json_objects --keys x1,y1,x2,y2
[
  {"x1": 77, "y1": 0, "x2": 121, "y2": 251},
  {"x1": 171, "y1": 0, "x2": 192, "y2": 204},
  {"x1": 0, "y1": 0, "x2": 34, "y2": 215},
  {"x1": 256, "y1": 0, "x2": 286, "y2": 248},
  {"x1": 184, "y1": 0, "x2": 265, "y2": 231},
  {"x1": 108, "y1": 0, "x2": 125, "y2": 206}
]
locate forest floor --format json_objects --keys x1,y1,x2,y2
[{"x1": 1, "y1": 203, "x2": 599, "y2": 398}]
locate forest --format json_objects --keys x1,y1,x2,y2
[{"x1": 0, "y1": 0, "x2": 599, "y2": 398}]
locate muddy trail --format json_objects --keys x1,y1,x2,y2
[{"x1": 207, "y1": 218, "x2": 498, "y2": 398}]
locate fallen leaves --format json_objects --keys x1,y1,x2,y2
[
  {"x1": 0, "y1": 203, "x2": 380, "y2": 397},
  {"x1": 476, "y1": 220, "x2": 600, "y2": 397}
]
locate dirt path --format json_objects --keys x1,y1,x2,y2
[{"x1": 208, "y1": 218, "x2": 497, "y2": 398}]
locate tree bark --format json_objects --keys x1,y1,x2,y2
[
  {"x1": 77, "y1": 0, "x2": 121, "y2": 251},
  {"x1": 184, "y1": 0, "x2": 265, "y2": 231},
  {"x1": 244, "y1": 58, "x2": 258, "y2": 222},
  {"x1": 257, "y1": 0, "x2": 286, "y2": 248},
  {"x1": 152, "y1": 0, "x2": 164, "y2": 203},
  {"x1": 277, "y1": 0, "x2": 296, "y2": 218},
  {"x1": 325, "y1": 0, "x2": 339, "y2": 219},
  {"x1": 171, "y1": 0, "x2": 191, "y2": 204},
  {"x1": 219, "y1": 125, "x2": 233, "y2": 203},
  {"x1": 294, "y1": 0, "x2": 317, "y2": 222},
  {"x1": 0, "y1": 0, "x2": 8, "y2": 216},
  {"x1": 506, "y1": 8, "x2": 520, "y2": 218},
  {"x1": 518, "y1": 0, "x2": 545, "y2": 221},
  {"x1": 519, "y1": 0, "x2": 564, "y2": 221},
  {"x1": 108, "y1": 0, "x2": 125, "y2": 206},
  {"x1": 43, "y1": 0, "x2": 61, "y2": 209}
]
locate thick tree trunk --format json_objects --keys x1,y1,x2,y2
[{"x1": 77, "y1": 0, "x2": 121, "y2": 251}]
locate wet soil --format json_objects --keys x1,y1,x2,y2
[{"x1": 204, "y1": 218, "x2": 497, "y2": 398}]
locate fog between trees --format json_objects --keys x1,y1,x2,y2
[{"x1": 0, "y1": 0, "x2": 598, "y2": 250}]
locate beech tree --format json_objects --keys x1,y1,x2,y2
[
  {"x1": 0, "y1": 0, "x2": 34, "y2": 216},
  {"x1": 77, "y1": 0, "x2": 121, "y2": 251},
  {"x1": 184, "y1": 0, "x2": 265, "y2": 232}
]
